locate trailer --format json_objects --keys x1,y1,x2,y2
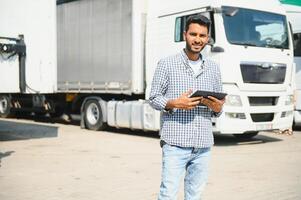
[{"x1": 0, "y1": 0, "x2": 295, "y2": 138}]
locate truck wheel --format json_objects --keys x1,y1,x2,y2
[
  {"x1": 0, "y1": 95, "x2": 12, "y2": 118},
  {"x1": 233, "y1": 131, "x2": 259, "y2": 140},
  {"x1": 84, "y1": 99, "x2": 107, "y2": 131}
]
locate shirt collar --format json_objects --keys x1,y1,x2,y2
[{"x1": 180, "y1": 49, "x2": 207, "y2": 70}]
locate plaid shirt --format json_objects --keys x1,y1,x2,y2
[{"x1": 149, "y1": 49, "x2": 223, "y2": 148}]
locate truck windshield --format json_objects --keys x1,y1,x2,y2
[{"x1": 222, "y1": 6, "x2": 289, "y2": 49}]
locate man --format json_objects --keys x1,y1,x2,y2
[{"x1": 149, "y1": 15, "x2": 225, "y2": 200}]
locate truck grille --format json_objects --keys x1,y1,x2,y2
[
  {"x1": 250, "y1": 113, "x2": 274, "y2": 122},
  {"x1": 240, "y1": 62, "x2": 286, "y2": 84},
  {"x1": 248, "y1": 97, "x2": 278, "y2": 106}
]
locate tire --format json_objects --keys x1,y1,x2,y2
[
  {"x1": 233, "y1": 131, "x2": 259, "y2": 140},
  {"x1": 83, "y1": 99, "x2": 107, "y2": 131},
  {"x1": 0, "y1": 95, "x2": 13, "y2": 118}
]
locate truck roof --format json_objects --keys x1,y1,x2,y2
[
  {"x1": 282, "y1": 4, "x2": 301, "y2": 32},
  {"x1": 148, "y1": 0, "x2": 287, "y2": 17}
]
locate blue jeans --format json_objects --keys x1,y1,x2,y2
[{"x1": 158, "y1": 143, "x2": 211, "y2": 200}]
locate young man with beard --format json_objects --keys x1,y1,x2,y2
[{"x1": 149, "y1": 15, "x2": 225, "y2": 200}]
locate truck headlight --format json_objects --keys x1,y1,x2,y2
[
  {"x1": 284, "y1": 95, "x2": 293, "y2": 105},
  {"x1": 225, "y1": 112, "x2": 246, "y2": 119},
  {"x1": 225, "y1": 95, "x2": 242, "y2": 107}
]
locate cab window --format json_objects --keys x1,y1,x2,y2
[{"x1": 175, "y1": 12, "x2": 214, "y2": 42}]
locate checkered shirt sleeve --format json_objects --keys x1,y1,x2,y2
[{"x1": 149, "y1": 59, "x2": 169, "y2": 111}]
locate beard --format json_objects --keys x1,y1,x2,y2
[{"x1": 186, "y1": 42, "x2": 205, "y2": 54}]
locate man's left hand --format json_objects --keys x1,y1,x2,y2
[{"x1": 200, "y1": 96, "x2": 225, "y2": 112}]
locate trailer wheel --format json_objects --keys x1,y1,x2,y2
[
  {"x1": 0, "y1": 95, "x2": 12, "y2": 118},
  {"x1": 84, "y1": 99, "x2": 107, "y2": 131},
  {"x1": 233, "y1": 131, "x2": 259, "y2": 140}
]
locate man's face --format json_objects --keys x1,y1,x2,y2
[{"x1": 183, "y1": 23, "x2": 209, "y2": 54}]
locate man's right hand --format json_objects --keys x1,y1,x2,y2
[{"x1": 165, "y1": 90, "x2": 202, "y2": 110}]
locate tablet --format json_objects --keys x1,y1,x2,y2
[{"x1": 190, "y1": 90, "x2": 227, "y2": 100}]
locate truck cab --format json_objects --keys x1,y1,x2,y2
[{"x1": 146, "y1": 0, "x2": 294, "y2": 138}]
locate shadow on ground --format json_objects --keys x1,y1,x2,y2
[
  {"x1": 104, "y1": 127, "x2": 283, "y2": 147},
  {"x1": 0, "y1": 120, "x2": 58, "y2": 141},
  {"x1": 293, "y1": 125, "x2": 301, "y2": 131},
  {"x1": 1, "y1": 115, "x2": 285, "y2": 146},
  {"x1": 105, "y1": 126, "x2": 160, "y2": 139},
  {"x1": 0, "y1": 151, "x2": 15, "y2": 167},
  {"x1": 13, "y1": 113, "x2": 78, "y2": 126},
  {"x1": 214, "y1": 133, "x2": 283, "y2": 146}
]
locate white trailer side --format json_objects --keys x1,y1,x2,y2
[
  {"x1": 282, "y1": 4, "x2": 301, "y2": 125},
  {"x1": 57, "y1": 0, "x2": 146, "y2": 95},
  {"x1": 0, "y1": 0, "x2": 57, "y2": 94}
]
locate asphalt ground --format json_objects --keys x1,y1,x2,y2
[{"x1": 0, "y1": 117, "x2": 301, "y2": 200}]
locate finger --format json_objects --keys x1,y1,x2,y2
[
  {"x1": 189, "y1": 101, "x2": 200, "y2": 106},
  {"x1": 200, "y1": 98, "x2": 212, "y2": 106},
  {"x1": 189, "y1": 97, "x2": 202, "y2": 102},
  {"x1": 220, "y1": 98, "x2": 226, "y2": 104},
  {"x1": 207, "y1": 96, "x2": 225, "y2": 105},
  {"x1": 207, "y1": 96, "x2": 219, "y2": 102}
]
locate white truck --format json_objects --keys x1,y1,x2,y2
[
  {"x1": 281, "y1": 3, "x2": 301, "y2": 126},
  {"x1": 0, "y1": 0, "x2": 295, "y2": 139}
]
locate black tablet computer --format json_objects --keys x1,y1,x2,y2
[{"x1": 190, "y1": 90, "x2": 227, "y2": 100}]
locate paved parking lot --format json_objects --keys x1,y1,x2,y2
[{"x1": 0, "y1": 117, "x2": 301, "y2": 200}]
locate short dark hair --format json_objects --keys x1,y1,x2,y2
[{"x1": 185, "y1": 15, "x2": 211, "y2": 33}]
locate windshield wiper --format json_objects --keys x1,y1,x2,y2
[
  {"x1": 264, "y1": 44, "x2": 286, "y2": 49},
  {"x1": 231, "y1": 41, "x2": 258, "y2": 47}
]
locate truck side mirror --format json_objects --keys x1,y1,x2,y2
[
  {"x1": 207, "y1": 37, "x2": 214, "y2": 45},
  {"x1": 207, "y1": 37, "x2": 224, "y2": 52},
  {"x1": 211, "y1": 46, "x2": 224, "y2": 52}
]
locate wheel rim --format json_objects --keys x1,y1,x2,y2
[
  {"x1": 0, "y1": 97, "x2": 8, "y2": 114},
  {"x1": 86, "y1": 102, "x2": 100, "y2": 125}
]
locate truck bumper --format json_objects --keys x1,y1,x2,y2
[{"x1": 213, "y1": 109, "x2": 293, "y2": 134}]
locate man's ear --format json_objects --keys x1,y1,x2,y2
[
  {"x1": 205, "y1": 36, "x2": 209, "y2": 43},
  {"x1": 183, "y1": 31, "x2": 186, "y2": 41}
]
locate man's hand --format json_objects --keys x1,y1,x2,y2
[
  {"x1": 166, "y1": 90, "x2": 202, "y2": 110},
  {"x1": 200, "y1": 96, "x2": 225, "y2": 112}
]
